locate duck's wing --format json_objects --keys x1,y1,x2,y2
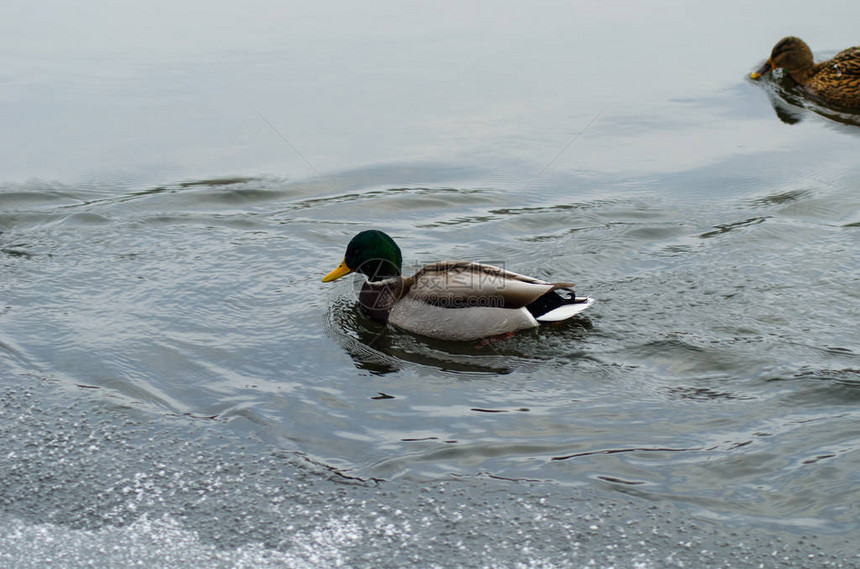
[
  {"x1": 406, "y1": 261, "x2": 574, "y2": 309},
  {"x1": 829, "y1": 46, "x2": 860, "y2": 77}
]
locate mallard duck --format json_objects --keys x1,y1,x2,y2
[
  {"x1": 750, "y1": 36, "x2": 860, "y2": 110},
  {"x1": 322, "y1": 230, "x2": 594, "y2": 341}
]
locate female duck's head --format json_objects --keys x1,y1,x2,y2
[
  {"x1": 751, "y1": 36, "x2": 814, "y2": 78},
  {"x1": 322, "y1": 230, "x2": 403, "y2": 283}
]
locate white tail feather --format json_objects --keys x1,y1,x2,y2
[{"x1": 536, "y1": 297, "x2": 595, "y2": 322}]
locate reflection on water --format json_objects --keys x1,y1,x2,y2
[
  {"x1": 752, "y1": 71, "x2": 860, "y2": 128},
  {"x1": 324, "y1": 295, "x2": 593, "y2": 376}
]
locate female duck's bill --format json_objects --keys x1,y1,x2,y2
[{"x1": 750, "y1": 59, "x2": 773, "y2": 79}]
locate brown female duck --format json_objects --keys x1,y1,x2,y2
[{"x1": 751, "y1": 36, "x2": 860, "y2": 110}]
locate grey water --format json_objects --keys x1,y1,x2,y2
[{"x1": 2, "y1": 1, "x2": 860, "y2": 566}]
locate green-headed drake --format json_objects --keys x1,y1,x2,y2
[
  {"x1": 751, "y1": 36, "x2": 860, "y2": 110},
  {"x1": 322, "y1": 230, "x2": 594, "y2": 342}
]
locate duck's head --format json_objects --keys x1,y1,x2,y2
[
  {"x1": 751, "y1": 36, "x2": 814, "y2": 79},
  {"x1": 322, "y1": 230, "x2": 403, "y2": 283}
]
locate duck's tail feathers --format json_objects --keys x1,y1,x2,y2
[
  {"x1": 527, "y1": 289, "x2": 595, "y2": 322},
  {"x1": 536, "y1": 297, "x2": 595, "y2": 321}
]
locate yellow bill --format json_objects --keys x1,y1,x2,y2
[
  {"x1": 750, "y1": 59, "x2": 773, "y2": 80},
  {"x1": 322, "y1": 259, "x2": 353, "y2": 282}
]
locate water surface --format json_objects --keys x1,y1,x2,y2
[{"x1": 2, "y1": 0, "x2": 860, "y2": 564}]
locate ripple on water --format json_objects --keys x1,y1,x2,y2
[{"x1": 2, "y1": 166, "x2": 859, "y2": 535}]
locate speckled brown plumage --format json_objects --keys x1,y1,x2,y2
[{"x1": 752, "y1": 37, "x2": 860, "y2": 110}]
